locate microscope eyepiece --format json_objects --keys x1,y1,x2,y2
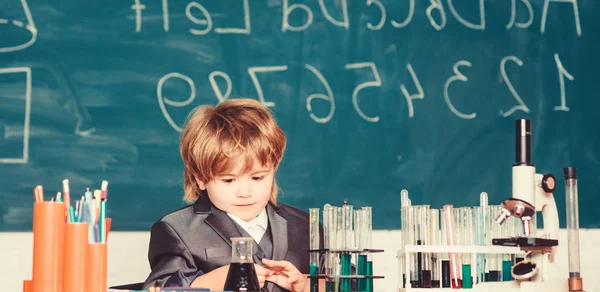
[{"x1": 515, "y1": 119, "x2": 532, "y2": 166}]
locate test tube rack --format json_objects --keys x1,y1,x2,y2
[
  {"x1": 396, "y1": 244, "x2": 568, "y2": 292},
  {"x1": 310, "y1": 203, "x2": 387, "y2": 292},
  {"x1": 308, "y1": 248, "x2": 386, "y2": 281}
]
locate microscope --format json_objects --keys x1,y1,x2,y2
[{"x1": 493, "y1": 119, "x2": 568, "y2": 291}]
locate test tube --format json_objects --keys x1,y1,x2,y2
[
  {"x1": 453, "y1": 208, "x2": 463, "y2": 246},
  {"x1": 443, "y1": 205, "x2": 461, "y2": 289},
  {"x1": 309, "y1": 208, "x2": 320, "y2": 253},
  {"x1": 474, "y1": 206, "x2": 485, "y2": 284},
  {"x1": 323, "y1": 205, "x2": 331, "y2": 279},
  {"x1": 401, "y1": 189, "x2": 410, "y2": 210},
  {"x1": 309, "y1": 208, "x2": 320, "y2": 292},
  {"x1": 501, "y1": 214, "x2": 512, "y2": 281},
  {"x1": 479, "y1": 193, "x2": 488, "y2": 283},
  {"x1": 461, "y1": 207, "x2": 474, "y2": 289},
  {"x1": 362, "y1": 207, "x2": 373, "y2": 253},
  {"x1": 355, "y1": 209, "x2": 366, "y2": 291},
  {"x1": 487, "y1": 205, "x2": 501, "y2": 281},
  {"x1": 336, "y1": 207, "x2": 343, "y2": 249},
  {"x1": 453, "y1": 207, "x2": 463, "y2": 285},
  {"x1": 564, "y1": 167, "x2": 583, "y2": 291},
  {"x1": 479, "y1": 192, "x2": 488, "y2": 207},
  {"x1": 342, "y1": 202, "x2": 353, "y2": 249},
  {"x1": 400, "y1": 207, "x2": 406, "y2": 288},
  {"x1": 340, "y1": 202, "x2": 353, "y2": 292},
  {"x1": 415, "y1": 206, "x2": 423, "y2": 288},
  {"x1": 408, "y1": 206, "x2": 419, "y2": 288},
  {"x1": 401, "y1": 192, "x2": 411, "y2": 288},
  {"x1": 419, "y1": 205, "x2": 432, "y2": 288},
  {"x1": 485, "y1": 205, "x2": 493, "y2": 281},
  {"x1": 329, "y1": 206, "x2": 340, "y2": 291},
  {"x1": 430, "y1": 208, "x2": 441, "y2": 288},
  {"x1": 355, "y1": 209, "x2": 362, "y2": 250},
  {"x1": 495, "y1": 205, "x2": 504, "y2": 281},
  {"x1": 441, "y1": 208, "x2": 450, "y2": 288},
  {"x1": 362, "y1": 206, "x2": 374, "y2": 292}
]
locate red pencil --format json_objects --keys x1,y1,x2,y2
[{"x1": 101, "y1": 180, "x2": 108, "y2": 200}]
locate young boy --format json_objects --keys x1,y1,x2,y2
[{"x1": 143, "y1": 98, "x2": 316, "y2": 292}]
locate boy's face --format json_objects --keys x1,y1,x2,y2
[{"x1": 197, "y1": 160, "x2": 274, "y2": 221}]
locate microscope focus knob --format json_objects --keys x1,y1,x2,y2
[{"x1": 541, "y1": 174, "x2": 556, "y2": 193}]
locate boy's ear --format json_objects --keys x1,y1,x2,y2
[{"x1": 195, "y1": 178, "x2": 207, "y2": 190}]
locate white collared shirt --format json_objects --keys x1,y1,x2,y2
[{"x1": 227, "y1": 208, "x2": 268, "y2": 243}]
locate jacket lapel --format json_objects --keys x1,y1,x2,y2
[
  {"x1": 265, "y1": 204, "x2": 288, "y2": 292},
  {"x1": 266, "y1": 203, "x2": 288, "y2": 261},
  {"x1": 196, "y1": 199, "x2": 243, "y2": 247}
]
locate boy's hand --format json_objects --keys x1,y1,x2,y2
[
  {"x1": 262, "y1": 258, "x2": 309, "y2": 292},
  {"x1": 255, "y1": 264, "x2": 273, "y2": 288}
]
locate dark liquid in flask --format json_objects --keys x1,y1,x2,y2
[{"x1": 223, "y1": 262, "x2": 260, "y2": 291}]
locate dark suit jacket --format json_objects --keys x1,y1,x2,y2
[{"x1": 143, "y1": 198, "x2": 320, "y2": 292}]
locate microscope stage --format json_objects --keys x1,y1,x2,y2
[{"x1": 492, "y1": 237, "x2": 558, "y2": 248}]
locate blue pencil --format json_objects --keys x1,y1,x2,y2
[{"x1": 99, "y1": 200, "x2": 106, "y2": 243}]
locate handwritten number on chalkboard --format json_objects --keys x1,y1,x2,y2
[
  {"x1": 500, "y1": 56, "x2": 529, "y2": 117},
  {"x1": 426, "y1": 0, "x2": 447, "y2": 31},
  {"x1": 400, "y1": 64, "x2": 424, "y2": 118},
  {"x1": 162, "y1": 0, "x2": 169, "y2": 31},
  {"x1": 248, "y1": 66, "x2": 288, "y2": 108},
  {"x1": 366, "y1": 0, "x2": 386, "y2": 31},
  {"x1": 209, "y1": 71, "x2": 232, "y2": 104},
  {"x1": 186, "y1": 1, "x2": 212, "y2": 35},
  {"x1": 305, "y1": 64, "x2": 336, "y2": 123},
  {"x1": 444, "y1": 61, "x2": 476, "y2": 119},
  {"x1": 553, "y1": 53, "x2": 574, "y2": 112},
  {"x1": 157, "y1": 72, "x2": 196, "y2": 132},
  {"x1": 157, "y1": 54, "x2": 573, "y2": 129},
  {"x1": 345, "y1": 62, "x2": 382, "y2": 122}
]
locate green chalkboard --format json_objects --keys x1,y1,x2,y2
[{"x1": 1, "y1": 0, "x2": 598, "y2": 231}]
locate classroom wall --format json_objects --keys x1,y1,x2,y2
[
  {"x1": 3, "y1": 0, "x2": 600, "y2": 233},
  {"x1": 3, "y1": 229, "x2": 600, "y2": 292}
]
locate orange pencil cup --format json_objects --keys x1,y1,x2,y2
[
  {"x1": 22, "y1": 280, "x2": 32, "y2": 292},
  {"x1": 63, "y1": 223, "x2": 88, "y2": 292},
  {"x1": 32, "y1": 202, "x2": 65, "y2": 292},
  {"x1": 84, "y1": 243, "x2": 108, "y2": 292}
]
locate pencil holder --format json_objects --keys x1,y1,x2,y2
[
  {"x1": 84, "y1": 242, "x2": 108, "y2": 292},
  {"x1": 63, "y1": 223, "x2": 88, "y2": 292},
  {"x1": 22, "y1": 280, "x2": 32, "y2": 292},
  {"x1": 32, "y1": 201, "x2": 65, "y2": 292}
]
